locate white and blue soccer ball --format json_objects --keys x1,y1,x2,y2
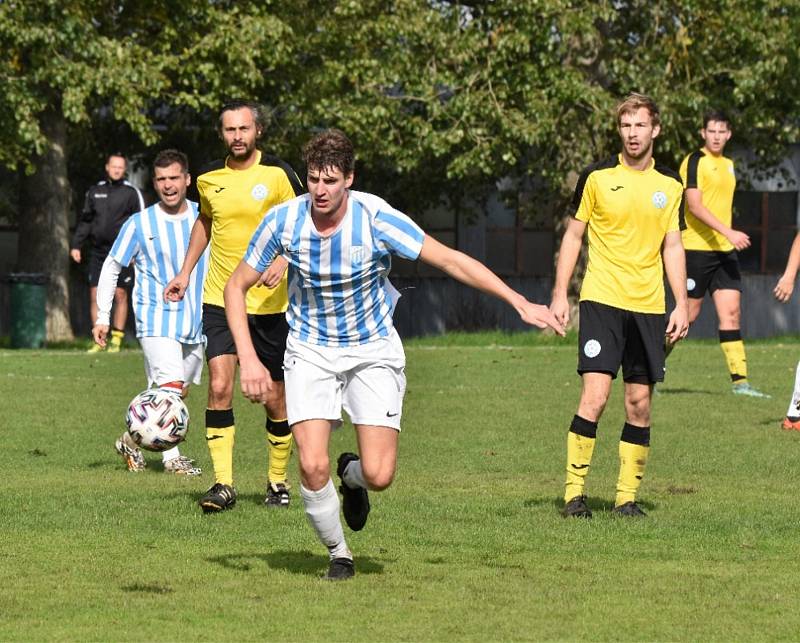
[{"x1": 125, "y1": 389, "x2": 189, "y2": 452}]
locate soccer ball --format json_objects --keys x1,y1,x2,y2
[{"x1": 125, "y1": 389, "x2": 189, "y2": 452}]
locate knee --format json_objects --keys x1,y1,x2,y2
[
  {"x1": 625, "y1": 395, "x2": 651, "y2": 424},
  {"x1": 299, "y1": 454, "x2": 331, "y2": 490},
  {"x1": 579, "y1": 392, "x2": 609, "y2": 420},
  {"x1": 361, "y1": 463, "x2": 395, "y2": 491},
  {"x1": 208, "y1": 377, "x2": 233, "y2": 406}
]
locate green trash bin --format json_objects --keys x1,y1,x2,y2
[{"x1": 7, "y1": 273, "x2": 48, "y2": 349}]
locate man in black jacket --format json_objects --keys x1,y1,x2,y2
[{"x1": 70, "y1": 153, "x2": 145, "y2": 352}]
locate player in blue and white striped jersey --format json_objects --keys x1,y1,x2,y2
[
  {"x1": 94, "y1": 149, "x2": 208, "y2": 477},
  {"x1": 224, "y1": 129, "x2": 564, "y2": 580}
]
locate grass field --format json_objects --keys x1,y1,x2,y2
[{"x1": 2, "y1": 333, "x2": 800, "y2": 641}]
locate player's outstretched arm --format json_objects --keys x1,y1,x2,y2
[
  {"x1": 93, "y1": 255, "x2": 123, "y2": 347},
  {"x1": 662, "y1": 230, "x2": 689, "y2": 344},
  {"x1": 164, "y1": 214, "x2": 211, "y2": 302},
  {"x1": 224, "y1": 260, "x2": 275, "y2": 403},
  {"x1": 418, "y1": 234, "x2": 565, "y2": 335},
  {"x1": 775, "y1": 231, "x2": 800, "y2": 303},
  {"x1": 685, "y1": 188, "x2": 750, "y2": 251},
  {"x1": 550, "y1": 217, "x2": 586, "y2": 327}
]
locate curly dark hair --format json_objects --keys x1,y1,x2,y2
[{"x1": 303, "y1": 129, "x2": 355, "y2": 175}]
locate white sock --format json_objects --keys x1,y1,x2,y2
[
  {"x1": 300, "y1": 479, "x2": 351, "y2": 560},
  {"x1": 162, "y1": 446, "x2": 180, "y2": 461},
  {"x1": 787, "y1": 360, "x2": 800, "y2": 417},
  {"x1": 342, "y1": 459, "x2": 367, "y2": 490}
]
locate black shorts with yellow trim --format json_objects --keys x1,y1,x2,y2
[
  {"x1": 577, "y1": 300, "x2": 666, "y2": 384},
  {"x1": 202, "y1": 303, "x2": 288, "y2": 381},
  {"x1": 685, "y1": 249, "x2": 741, "y2": 298}
]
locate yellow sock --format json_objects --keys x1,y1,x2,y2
[
  {"x1": 565, "y1": 415, "x2": 597, "y2": 502},
  {"x1": 615, "y1": 423, "x2": 650, "y2": 506},
  {"x1": 719, "y1": 330, "x2": 747, "y2": 383},
  {"x1": 108, "y1": 329, "x2": 124, "y2": 352},
  {"x1": 206, "y1": 409, "x2": 235, "y2": 486},
  {"x1": 266, "y1": 417, "x2": 292, "y2": 484}
]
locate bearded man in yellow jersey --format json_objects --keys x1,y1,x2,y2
[
  {"x1": 165, "y1": 100, "x2": 304, "y2": 513},
  {"x1": 675, "y1": 110, "x2": 769, "y2": 398},
  {"x1": 550, "y1": 93, "x2": 689, "y2": 518}
]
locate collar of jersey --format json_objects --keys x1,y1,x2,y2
[{"x1": 617, "y1": 153, "x2": 654, "y2": 174}]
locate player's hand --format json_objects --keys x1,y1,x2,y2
[
  {"x1": 164, "y1": 274, "x2": 189, "y2": 302},
  {"x1": 519, "y1": 301, "x2": 566, "y2": 336},
  {"x1": 70, "y1": 249, "x2": 81, "y2": 263},
  {"x1": 774, "y1": 276, "x2": 795, "y2": 303},
  {"x1": 726, "y1": 230, "x2": 751, "y2": 251},
  {"x1": 239, "y1": 356, "x2": 274, "y2": 404},
  {"x1": 549, "y1": 293, "x2": 570, "y2": 328},
  {"x1": 256, "y1": 256, "x2": 289, "y2": 289},
  {"x1": 665, "y1": 306, "x2": 689, "y2": 344},
  {"x1": 92, "y1": 324, "x2": 109, "y2": 348}
]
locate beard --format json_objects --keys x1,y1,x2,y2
[{"x1": 227, "y1": 139, "x2": 256, "y2": 160}]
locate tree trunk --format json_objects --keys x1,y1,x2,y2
[{"x1": 17, "y1": 108, "x2": 74, "y2": 342}]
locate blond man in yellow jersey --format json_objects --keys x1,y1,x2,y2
[
  {"x1": 677, "y1": 110, "x2": 769, "y2": 398},
  {"x1": 165, "y1": 100, "x2": 304, "y2": 513},
  {"x1": 551, "y1": 93, "x2": 689, "y2": 519}
]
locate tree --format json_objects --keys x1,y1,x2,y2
[{"x1": 0, "y1": 0, "x2": 297, "y2": 340}]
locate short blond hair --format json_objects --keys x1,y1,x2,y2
[{"x1": 616, "y1": 93, "x2": 661, "y2": 127}]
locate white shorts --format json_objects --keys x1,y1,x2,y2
[
  {"x1": 284, "y1": 330, "x2": 406, "y2": 430},
  {"x1": 139, "y1": 336, "x2": 204, "y2": 388}
]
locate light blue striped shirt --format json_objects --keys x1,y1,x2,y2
[
  {"x1": 244, "y1": 190, "x2": 425, "y2": 347},
  {"x1": 110, "y1": 201, "x2": 207, "y2": 343}
]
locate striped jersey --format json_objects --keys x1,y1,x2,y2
[
  {"x1": 244, "y1": 190, "x2": 425, "y2": 347},
  {"x1": 109, "y1": 201, "x2": 208, "y2": 343}
]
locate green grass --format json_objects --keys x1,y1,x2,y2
[{"x1": 2, "y1": 336, "x2": 800, "y2": 641}]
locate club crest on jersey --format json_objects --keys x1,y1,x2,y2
[
  {"x1": 350, "y1": 246, "x2": 365, "y2": 266},
  {"x1": 651, "y1": 191, "x2": 667, "y2": 209},
  {"x1": 251, "y1": 184, "x2": 269, "y2": 201},
  {"x1": 583, "y1": 339, "x2": 601, "y2": 358}
]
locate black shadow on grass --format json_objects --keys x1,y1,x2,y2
[
  {"x1": 654, "y1": 387, "x2": 716, "y2": 395},
  {"x1": 522, "y1": 495, "x2": 658, "y2": 514},
  {"x1": 206, "y1": 550, "x2": 384, "y2": 577}
]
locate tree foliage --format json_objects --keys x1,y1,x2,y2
[{"x1": 0, "y1": 1, "x2": 798, "y2": 337}]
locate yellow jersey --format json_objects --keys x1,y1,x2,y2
[
  {"x1": 196, "y1": 151, "x2": 304, "y2": 314},
  {"x1": 571, "y1": 154, "x2": 684, "y2": 314},
  {"x1": 679, "y1": 148, "x2": 736, "y2": 252}
]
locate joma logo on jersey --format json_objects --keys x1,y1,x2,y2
[
  {"x1": 651, "y1": 191, "x2": 668, "y2": 209},
  {"x1": 350, "y1": 246, "x2": 365, "y2": 266}
]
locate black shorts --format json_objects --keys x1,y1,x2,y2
[
  {"x1": 685, "y1": 250, "x2": 741, "y2": 298},
  {"x1": 87, "y1": 250, "x2": 134, "y2": 289},
  {"x1": 578, "y1": 301, "x2": 666, "y2": 384},
  {"x1": 202, "y1": 303, "x2": 288, "y2": 381}
]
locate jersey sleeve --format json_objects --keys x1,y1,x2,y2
[
  {"x1": 196, "y1": 181, "x2": 213, "y2": 220},
  {"x1": 571, "y1": 169, "x2": 596, "y2": 223},
  {"x1": 667, "y1": 183, "x2": 684, "y2": 233},
  {"x1": 71, "y1": 189, "x2": 95, "y2": 249},
  {"x1": 682, "y1": 152, "x2": 702, "y2": 190},
  {"x1": 244, "y1": 209, "x2": 283, "y2": 272},
  {"x1": 95, "y1": 255, "x2": 123, "y2": 326},
  {"x1": 372, "y1": 201, "x2": 425, "y2": 260},
  {"x1": 108, "y1": 216, "x2": 140, "y2": 266}
]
